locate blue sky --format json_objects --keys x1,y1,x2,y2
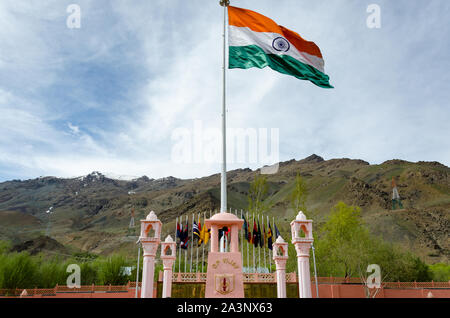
[{"x1": 0, "y1": 0, "x2": 449, "y2": 181}]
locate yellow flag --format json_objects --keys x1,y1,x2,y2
[
  {"x1": 204, "y1": 227, "x2": 210, "y2": 245},
  {"x1": 199, "y1": 220, "x2": 205, "y2": 246}
]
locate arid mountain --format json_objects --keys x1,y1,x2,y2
[{"x1": 0, "y1": 155, "x2": 448, "y2": 263}]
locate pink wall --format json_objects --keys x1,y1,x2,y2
[{"x1": 2, "y1": 284, "x2": 449, "y2": 298}]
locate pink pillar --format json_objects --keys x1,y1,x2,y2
[
  {"x1": 205, "y1": 213, "x2": 244, "y2": 298},
  {"x1": 161, "y1": 235, "x2": 176, "y2": 298},
  {"x1": 273, "y1": 236, "x2": 288, "y2": 298},
  {"x1": 290, "y1": 211, "x2": 314, "y2": 299},
  {"x1": 141, "y1": 247, "x2": 156, "y2": 298},
  {"x1": 210, "y1": 226, "x2": 218, "y2": 253},
  {"x1": 139, "y1": 211, "x2": 162, "y2": 298},
  {"x1": 295, "y1": 242, "x2": 312, "y2": 298}
]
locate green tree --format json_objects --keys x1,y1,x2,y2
[
  {"x1": 248, "y1": 174, "x2": 268, "y2": 216},
  {"x1": 429, "y1": 263, "x2": 450, "y2": 282},
  {"x1": 315, "y1": 202, "x2": 369, "y2": 278},
  {"x1": 289, "y1": 172, "x2": 308, "y2": 216},
  {"x1": 314, "y1": 202, "x2": 432, "y2": 282}
]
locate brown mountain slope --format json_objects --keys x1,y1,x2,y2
[{"x1": 0, "y1": 155, "x2": 448, "y2": 263}]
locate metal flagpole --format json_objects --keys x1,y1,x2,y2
[
  {"x1": 135, "y1": 239, "x2": 141, "y2": 298},
  {"x1": 246, "y1": 211, "x2": 249, "y2": 272},
  {"x1": 178, "y1": 217, "x2": 181, "y2": 273},
  {"x1": 258, "y1": 214, "x2": 261, "y2": 272},
  {"x1": 252, "y1": 213, "x2": 255, "y2": 272},
  {"x1": 312, "y1": 243, "x2": 319, "y2": 298},
  {"x1": 202, "y1": 211, "x2": 206, "y2": 272},
  {"x1": 190, "y1": 214, "x2": 194, "y2": 272},
  {"x1": 268, "y1": 215, "x2": 271, "y2": 272},
  {"x1": 263, "y1": 214, "x2": 266, "y2": 271},
  {"x1": 174, "y1": 217, "x2": 177, "y2": 272},
  {"x1": 184, "y1": 215, "x2": 187, "y2": 273},
  {"x1": 240, "y1": 209, "x2": 243, "y2": 268},
  {"x1": 219, "y1": 0, "x2": 229, "y2": 215},
  {"x1": 272, "y1": 216, "x2": 274, "y2": 272},
  {"x1": 196, "y1": 213, "x2": 199, "y2": 272}
]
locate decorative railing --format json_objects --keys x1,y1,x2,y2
[
  {"x1": 1, "y1": 279, "x2": 449, "y2": 296},
  {"x1": 159, "y1": 274, "x2": 450, "y2": 288}
]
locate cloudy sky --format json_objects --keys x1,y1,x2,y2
[{"x1": 0, "y1": 0, "x2": 449, "y2": 182}]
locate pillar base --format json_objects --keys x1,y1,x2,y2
[{"x1": 205, "y1": 252, "x2": 244, "y2": 298}]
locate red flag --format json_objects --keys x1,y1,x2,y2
[{"x1": 252, "y1": 220, "x2": 258, "y2": 247}]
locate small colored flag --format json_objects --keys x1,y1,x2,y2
[
  {"x1": 228, "y1": 6, "x2": 333, "y2": 88},
  {"x1": 267, "y1": 222, "x2": 273, "y2": 250},
  {"x1": 257, "y1": 221, "x2": 262, "y2": 248},
  {"x1": 198, "y1": 219, "x2": 204, "y2": 246},
  {"x1": 181, "y1": 220, "x2": 189, "y2": 249},
  {"x1": 252, "y1": 220, "x2": 258, "y2": 247},
  {"x1": 176, "y1": 222, "x2": 181, "y2": 241},
  {"x1": 193, "y1": 221, "x2": 200, "y2": 240},
  {"x1": 274, "y1": 223, "x2": 281, "y2": 240},
  {"x1": 225, "y1": 226, "x2": 231, "y2": 242},
  {"x1": 204, "y1": 228, "x2": 210, "y2": 245},
  {"x1": 198, "y1": 223, "x2": 204, "y2": 245},
  {"x1": 243, "y1": 215, "x2": 249, "y2": 242}
]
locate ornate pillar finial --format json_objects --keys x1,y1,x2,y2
[
  {"x1": 161, "y1": 235, "x2": 176, "y2": 298},
  {"x1": 139, "y1": 210, "x2": 162, "y2": 298},
  {"x1": 273, "y1": 235, "x2": 288, "y2": 298},
  {"x1": 290, "y1": 214, "x2": 314, "y2": 298}
]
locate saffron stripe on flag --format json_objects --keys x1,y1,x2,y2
[{"x1": 228, "y1": 6, "x2": 323, "y2": 59}]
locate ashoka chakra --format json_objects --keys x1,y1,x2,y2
[{"x1": 272, "y1": 37, "x2": 290, "y2": 52}]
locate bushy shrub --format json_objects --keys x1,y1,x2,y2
[
  {"x1": 79, "y1": 262, "x2": 99, "y2": 285},
  {"x1": 96, "y1": 255, "x2": 130, "y2": 285},
  {"x1": 314, "y1": 202, "x2": 433, "y2": 282},
  {"x1": 429, "y1": 263, "x2": 450, "y2": 282},
  {"x1": 0, "y1": 252, "x2": 39, "y2": 289},
  {"x1": 37, "y1": 258, "x2": 68, "y2": 288}
]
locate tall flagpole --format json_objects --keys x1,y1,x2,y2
[
  {"x1": 219, "y1": 0, "x2": 229, "y2": 214},
  {"x1": 240, "y1": 209, "x2": 243, "y2": 267},
  {"x1": 263, "y1": 215, "x2": 266, "y2": 270},
  {"x1": 252, "y1": 213, "x2": 255, "y2": 272},
  {"x1": 174, "y1": 217, "x2": 177, "y2": 273},
  {"x1": 190, "y1": 213, "x2": 194, "y2": 272},
  {"x1": 246, "y1": 211, "x2": 250, "y2": 272},
  {"x1": 184, "y1": 215, "x2": 187, "y2": 273},
  {"x1": 202, "y1": 211, "x2": 207, "y2": 272},
  {"x1": 258, "y1": 214, "x2": 261, "y2": 271},
  {"x1": 196, "y1": 213, "x2": 199, "y2": 272},
  {"x1": 135, "y1": 240, "x2": 141, "y2": 298},
  {"x1": 268, "y1": 215, "x2": 272, "y2": 272},
  {"x1": 178, "y1": 217, "x2": 181, "y2": 273}
]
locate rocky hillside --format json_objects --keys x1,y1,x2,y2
[{"x1": 0, "y1": 155, "x2": 448, "y2": 263}]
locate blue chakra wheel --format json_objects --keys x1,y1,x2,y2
[{"x1": 272, "y1": 37, "x2": 290, "y2": 52}]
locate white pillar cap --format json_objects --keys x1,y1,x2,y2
[
  {"x1": 296, "y1": 211, "x2": 307, "y2": 221},
  {"x1": 146, "y1": 211, "x2": 158, "y2": 221},
  {"x1": 165, "y1": 235, "x2": 174, "y2": 243}
]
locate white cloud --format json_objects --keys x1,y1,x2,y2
[{"x1": 0, "y1": 0, "x2": 449, "y2": 181}]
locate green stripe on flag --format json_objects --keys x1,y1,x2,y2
[{"x1": 229, "y1": 45, "x2": 333, "y2": 89}]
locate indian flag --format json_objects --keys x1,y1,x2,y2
[{"x1": 228, "y1": 6, "x2": 333, "y2": 88}]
